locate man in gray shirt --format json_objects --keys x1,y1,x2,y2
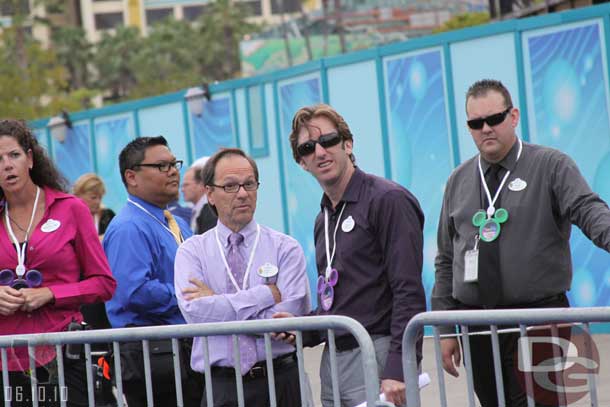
[{"x1": 432, "y1": 79, "x2": 610, "y2": 406}]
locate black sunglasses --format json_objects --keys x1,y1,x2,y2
[
  {"x1": 467, "y1": 108, "x2": 512, "y2": 130},
  {"x1": 296, "y1": 132, "x2": 342, "y2": 157}
]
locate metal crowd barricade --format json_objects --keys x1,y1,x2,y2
[
  {"x1": 0, "y1": 315, "x2": 389, "y2": 407},
  {"x1": 402, "y1": 307, "x2": 610, "y2": 407}
]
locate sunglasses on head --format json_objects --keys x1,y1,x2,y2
[
  {"x1": 467, "y1": 107, "x2": 512, "y2": 130},
  {"x1": 296, "y1": 132, "x2": 342, "y2": 157}
]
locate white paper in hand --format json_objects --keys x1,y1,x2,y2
[{"x1": 352, "y1": 372, "x2": 431, "y2": 407}]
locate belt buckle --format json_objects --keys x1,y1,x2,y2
[{"x1": 248, "y1": 365, "x2": 265, "y2": 379}]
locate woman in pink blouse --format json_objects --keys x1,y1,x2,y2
[{"x1": 0, "y1": 119, "x2": 116, "y2": 406}]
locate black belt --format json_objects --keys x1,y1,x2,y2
[
  {"x1": 211, "y1": 353, "x2": 296, "y2": 379},
  {"x1": 333, "y1": 334, "x2": 359, "y2": 352}
]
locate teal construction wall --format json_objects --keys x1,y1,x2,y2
[{"x1": 31, "y1": 4, "x2": 610, "y2": 312}]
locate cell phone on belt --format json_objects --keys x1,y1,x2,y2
[{"x1": 65, "y1": 320, "x2": 87, "y2": 360}]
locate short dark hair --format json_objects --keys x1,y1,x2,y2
[
  {"x1": 192, "y1": 166, "x2": 205, "y2": 185},
  {"x1": 465, "y1": 79, "x2": 513, "y2": 110},
  {"x1": 0, "y1": 119, "x2": 67, "y2": 199},
  {"x1": 202, "y1": 148, "x2": 259, "y2": 215},
  {"x1": 288, "y1": 104, "x2": 355, "y2": 164},
  {"x1": 118, "y1": 136, "x2": 168, "y2": 186}
]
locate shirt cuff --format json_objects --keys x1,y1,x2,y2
[
  {"x1": 253, "y1": 285, "x2": 276, "y2": 312},
  {"x1": 382, "y1": 351, "x2": 404, "y2": 381},
  {"x1": 47, "y1": 285, "x2": 73, "y2": 307}
]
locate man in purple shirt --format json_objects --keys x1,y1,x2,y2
[
  {"x1": 279, "y1": 104, "x2": 426, "y2": 406},
  {"x1": 174, "y1": 148, "x2": 311, "y2": 406}
]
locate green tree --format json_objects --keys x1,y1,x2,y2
[
  {"x1": 129, "y1": 19, "x2": 200, "y2": 99},
  {"x1": 0, "y1": 28, "x2": 83, "y2": 119},
  {"x1": 433, "y1": 12, "x2": 490, "y2": 33},
  {"x1": 93, "y1": 26, "x2": 142, "y2": 101},
  {"x1": 51, "y1": 26, "x2": 93, "y2": 90},
  {"x1": 194, "y1": 0, "x2": 260, "y2": 80}
]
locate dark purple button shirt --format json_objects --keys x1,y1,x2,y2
[{"x1": 313, "y1": 167, "x2": 426, "y2": 380}]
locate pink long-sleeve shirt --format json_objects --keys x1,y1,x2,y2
[{"x1": 0, "y1": 187, "x2": 116, "y2": 371}]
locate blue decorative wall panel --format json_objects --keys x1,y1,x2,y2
[
  {"x1": 278, "y1": 76, "x2": 323, "y2": 306},
  {"x1": 384, "y1": 49, "x2": 454, "y2": 307},
  {"x1": 190, "y1": 95, "x2": 234, "y2": 158},
  {"x1": 94, "y1": 117, "x2": 133, "y2": 212},
  {"x1": 52, "y1": 122, "x2": 93, "y2": 186},
  {"x1": 523, "y1": 20, "x2": 610, "y2": 306}
]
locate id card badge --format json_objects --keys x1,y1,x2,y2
[{"x1": 464, "y1": 249, "x2": 479, "y2": 282}]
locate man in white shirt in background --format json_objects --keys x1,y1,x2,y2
[{"x1": 182, "y1": 156, "x2": 217, "y2": 234}]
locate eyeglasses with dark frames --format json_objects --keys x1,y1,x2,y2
[
  {"x1": 467, "y1": 108, "x2": 512, "y2": 130},
  {"x1": 296, "y1": 131, "x2": 343, "y2": 157},
  {"x1": 134, "y1": 160, "x2": 183, "y2": 172},
  {"x1": 209, "y1": 180, "x2": 260, "y2": 193}
]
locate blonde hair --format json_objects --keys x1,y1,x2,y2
[{"x1": 73, "y1": 173, "x2": 106, "y2": 197}]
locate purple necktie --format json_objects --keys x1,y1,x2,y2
[
  {"x1": 226, "y1": 232, "x2": 257, "y2": 374},
  {"x1": 226, "y1": 232, "x2": 246, "y2": 291}
]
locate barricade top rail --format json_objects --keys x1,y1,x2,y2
[
  {"x1": 402, "y1": 306, "x2": 610, "y2": 407},
  {"x1": 405, "y1": 306, "x2": 610, "y2": 331},
  {"x1": 0, "y1": 315, "x2": 368, "y2": 347}
]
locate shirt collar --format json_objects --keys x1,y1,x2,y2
[
  {"x1": 216, "y1": 218, "x2": 258, "y2": 248},
  {"x1": 128, "y1": 193, "x2": 166, "y2": 223},
  {"x1": 320, "y1": 166, "x2": 363, "y2": 210},
  {"x1": 193, "y1": 195, "x2": 207, "y2": 213},
  {"x1": 480, "y1": 138, "x2": 521, "y2": 174}
]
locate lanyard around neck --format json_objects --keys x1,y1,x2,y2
[
  {"x1": 215, "y1": 224, "x2": 261, "y2": 291},
  {"x1": 477, "y1": 138, "x2": 523, "y2": 218},
  {"x1": 127, "y1": 198, "x2": 179, "y2": 243},
  {"x1": 324, "y1": 202, "x2": 346, "y2": 280},
  {"x1": 5, "y1": 186, "x2": 41, "y2": 277}
]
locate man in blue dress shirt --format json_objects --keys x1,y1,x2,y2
[{"x1": 104, "y1": 136, "x2": 202, "y2": 406}]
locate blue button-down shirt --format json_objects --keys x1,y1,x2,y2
[{"x1": 104, "y1": 194, "x2": 193, "y2": 327}]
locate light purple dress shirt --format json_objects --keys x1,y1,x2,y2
[{"x1": 175, "y1": 219, "x2": 311, "y2": 374}]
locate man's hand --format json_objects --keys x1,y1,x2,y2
[
  {"x1": 381, "y1": 379, "x2": 406, "y2": 406},
  {"x1": 271, "y1": 312, "x2": 296, "y2": 344},
  {"x1": 440, "y1": 337, "x2": 461, "y2": 377},
  {"x1": 0, "y1": 286, "x2": 24, "y2": 316},
  {"x1": 182, "y1": 278, "x2": 215, "y2": 300},
  {"x1": 269, "y1": 284, "x2": 282, "y2": 304},
  {"x1": 19, "y1": 287, "x2": 54, "y2": 313}
]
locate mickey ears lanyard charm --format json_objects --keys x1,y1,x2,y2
[{"x1": 472, "y1": 208, "x2": 508, "y2": 242}]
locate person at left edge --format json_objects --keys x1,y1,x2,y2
[
  {"x1": 175, "y1": 148, "x2": 312, "y2": 407},
  {"x1": 0, "y1": 119, "x2": 116, "y2": 407},
  {"x1": 103, "y1": 136, "x2": 202, "y2": 407}
]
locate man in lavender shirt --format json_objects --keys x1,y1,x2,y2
[{"x1": 174, "y1": 148, "x2": 311, "y2": 407}]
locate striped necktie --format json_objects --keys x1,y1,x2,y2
[{"x1": 163, "y1": 210, "x2": 184, "y2": 245}]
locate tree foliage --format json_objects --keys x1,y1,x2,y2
[
  {"x1": 433, "y1": 12, "x2": 490, "y2": 33},
  {"x1": 0, "y1": 1, "x2": 260, "y2": 119}
]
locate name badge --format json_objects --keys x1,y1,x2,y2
[
  {"x1": 257, "y1": 263, "x2": 278, "y2": 278},
  {"x1": 41, "y1": 219, "x2": 61, "y2": 233},
  {"x1": 464, "y1": 249, "x2": 479, "y2": 282}
]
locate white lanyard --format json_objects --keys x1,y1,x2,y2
[
  {"x1": 5, "y1": 186, "x2": 41, "y2": 277},
  {"x1": 477, "y1": 138, "x2": 523, "y2": 218},
  {"x1": 127, "y1": 198, "x2": 179, "y2": 242},
  {"x1": 215, "y1": 224, "x2": 261, "y2": 291},
  {"x1": 324, "y1": 203, "x2": 346, "y2": 280}
]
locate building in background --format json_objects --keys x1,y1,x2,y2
[
  {"x1": 79, "y1": 0, "x2": 319, "y2": 43},
  {"x1": 0, "y1": 0, "x2": 319, "y2": 44}
]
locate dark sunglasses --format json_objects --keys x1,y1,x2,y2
[
  {"x1": 467, "y1": 108, "x2": 512, "y2": 130},
  {"x1": 296, "y1": 132, "x2": 342, "y2": 157}
]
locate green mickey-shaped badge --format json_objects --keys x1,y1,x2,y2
[{"x1": 472, "y1": 208, "x2": 508, "y2": 242}]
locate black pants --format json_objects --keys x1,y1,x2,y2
[
  {"x1": 462, "y1": 293, "x2": 570, "y2": 407},
  {"x1": 117, "y1": 338, "x2": 203, "y2": 407},
  {"x1": 201, "y1": 360, "x2": 301, "y2": 407},
  {"x1": 1, "y1": 357, "x2": 88, "y2": 407},
  {"x1": 123, "y1": 372, "x2": 203, "y2": 407}
]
